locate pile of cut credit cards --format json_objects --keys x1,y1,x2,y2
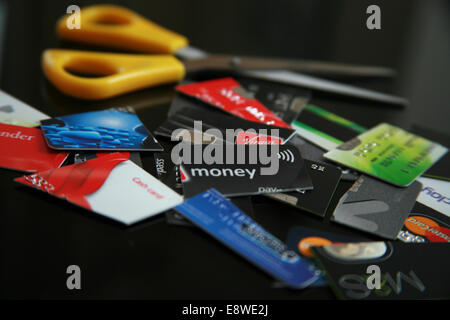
[{"x1": 1, "y1": 76, "x2": 449, "y2": 299}]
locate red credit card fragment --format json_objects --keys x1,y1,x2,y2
[
  {"x1": 0, "y1": 123, "x2": 68, "y2": 172},
  {"x1": 15, "y1": 152, "x2": 183, "y2": 225},
  {"x1": 176, "y1": 78, "x2": 291, "y2": 129}
]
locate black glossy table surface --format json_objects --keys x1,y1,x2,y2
[{"x1": 0, "y1": 0, "x2": 449, "y2": 299}]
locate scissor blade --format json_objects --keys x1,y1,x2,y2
[
  {"x1": 243, "y1": 70, "x2": 408, "y2": 106},
  {"x1": 182, "y1": 54, "x2": 396, "y2": 78},
  {"x1": 212, "y1": 55, "x2": 396, "y2": 78},
  {"x1": 236, "y1": 56, "x2": 397, "y2": 78}
]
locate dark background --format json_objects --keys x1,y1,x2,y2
[{"x1": 0, "y1": 0, "x2": 448, "y2": 299}]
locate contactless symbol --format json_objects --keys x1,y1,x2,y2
[{"x1": 277, "y1": 149, "x2": 295, "y2": 163}]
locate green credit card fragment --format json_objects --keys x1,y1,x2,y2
[{"x1": 324, "y1": 123, "x2": 448, "y2": 187}]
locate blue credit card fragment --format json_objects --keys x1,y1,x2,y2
[
  {"x1": 40, "y1": 107, "x2": 162, "y2": 151},
  {"x1": 174, "y1": 189, "x2": 320, "y2": 288}
]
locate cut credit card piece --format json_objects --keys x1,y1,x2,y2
[
  {"x1": 398, "y1": 202, "x2": 450, "y2": 243},
  {"x1": 174, "y1": 189, "x2": 320, "y2": 288},
  {"x1": 286, "y1": 226, "x2": 367, "y2": 286},
  {"x1": 0, "y1": 90, "x2": 49, "y2": 127},
  {"x1": 15, "y1": 153, "x2": 183, "y2": 225},
  {"x1": 0, "y1": 123, "x2": 68, "y2": 172},
  {"x1": 179, "y1": 144, "x2": 312, "y2": 197},
  {"x1": 324, "y1": 123, "x2": 448, "y2": 187},
  {"x1": 176, "y1": 78, "x2": 291, "y2": 128},
  {"x1": 163, "y1": 95, "x2": 296, "y2": 144},
  {"x1": 332, "y1": 175, "x2": 422, "y2": 239},
  {"x1": 266, "y1": 160, "x2": 342, "y2": 217},
  {"x1": 40, "y1": 107, "x2": 162, "y2": 151},
  {"x1": 311, "y1": 242, "x2": 450, "y2": 300},
  {"x1": 291, "y1": 104, "x2": 366, "y2": 151}
]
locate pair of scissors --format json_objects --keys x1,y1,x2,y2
[{"x1": 42, "y1": 5, "x2": 407, "y2": 105}]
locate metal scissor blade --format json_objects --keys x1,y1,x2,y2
[
  {"x1": 199, "y1": 55, "x2": 396, "y2": 78},
  {"x1": 182, "y1": 54, "x2": 397, "y2": 78},
  {"x1": 242, "y1": 70, "x2": 409, "y2": 106}
]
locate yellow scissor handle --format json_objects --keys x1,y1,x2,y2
[
  {"x1": 42, "y1": 49, "x2": 185, "y2": 100},
  {"x1": 57, "y1": 5, "x2": 188, "y2": 54}
]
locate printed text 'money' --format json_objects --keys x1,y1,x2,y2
[{"x1": 190, "y1": 168, "x2": 257, "y2": 180}]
